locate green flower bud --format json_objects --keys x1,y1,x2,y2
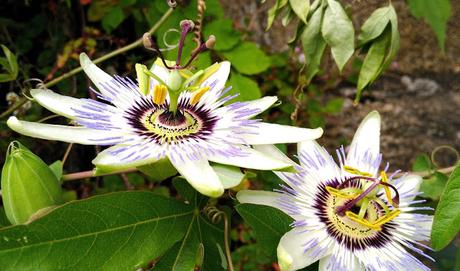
[{"x1": 1, "y1": 141, "x2": 63, "y2": 224}]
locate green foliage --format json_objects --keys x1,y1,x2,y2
[
  {"x1": 0, "y1": 191, "x2": 192, "y2": 270},
  {"x1": 322, "y1": 0, "x2": 355, "y2": 72},
  {"x1": 408, "y1": 0, "x2": 451, "y2": 52},
  {"x1": 154, "y1": 179, "x2": 227, "y2": 271},
  {"x1": 48, "y1": 160, "x2": 63, "y2": 180},
  {"x1": 137, "y1": 158, "x2": 178, "y2": 182},
  {"x1": 236, "y1": 204, "x2": 292, "y2": 260},
  {"x1": 301, "y1": 6, "x2": 326, "y2": 84},
  {"x1": 227, "y1": 73, "x2": 262, "y2": 102},
  {"x1": 223, "y1": 42, "x2": 271, "y2": 75},
  {"x1": 355, "y1": 4, "x2": 399, "y2": 102},
  {"x1": 432, "y1": 163, "x2": 460, "y2": 250},
  {"x1": 412, "y1": 153, "x2": 432, "y2": 172},
  {"x1": 203, "y1": 19, "x2": 241, "y2": 51},
  {"x1": 289, "y1": 0, "x2": 310, "y2": 24},
  {"x1": 0, "y1": 44, "x2": 18, "y2": 83}
]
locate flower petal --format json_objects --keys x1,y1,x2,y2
[
  {"x1": 150, "y1": 61, "x2": 170, "y2": 86},
  {"x1": 237, "y1": 96, "x2": 278, "y2": 119},
  {"x1": 207, "y1": 145, "x2": 293, "y2": 171},
  {"x1": 392, "y1": 174, "x2": 423, "y2": 205},
  {"x1": 201, "y1": 61, "x2": 230, "y2": 92},
  {"x1": 297, "y1": 140, "x2": 341, "y2": 184},
  {"x1": 169, "y1": 157, "x2": 224, "y2": 198},
  {"x1": 80, "y1": 53, "x2": 112, "y2": 91},
  {"x1": 277, "y1": 228, "x2": 332, "y2": 271},
  {"x1": 212, "y1": 164, "x2": 245, "y2": 189},
  {"x1": 92, "y1": 144, "x2": 163, "y2": 171},
  {"x1": 318, "y1": 251, "x2": 363, "y2": 271},
  {"x1": 7, "y1": 116, "x2": 123, "y2": 145},
  {"x1": 345, "y1": 111, "x2": 381, "y2": 175},
  {"x1": 242, "y1": 123, "x2": 323, "y2": 145},
  {"x1": 253, "y1": 144, "x2": 297, "y2": 166},
  {"x1": 30, "y1": 88, "x2": 119, "y2": 120},
  {"x1": 236, "y1": 190, "x2": 280, "y2": 209}
]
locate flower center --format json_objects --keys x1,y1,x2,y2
[{"x1": 142, "y1": 108, "x2": 202, "y2": 144}]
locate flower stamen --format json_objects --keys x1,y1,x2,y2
[
  {"x1": 190, "y1": 86, "x2": 210, "y2": 105},
  {"x1": 153, "y1": 85, "x2": 168, "y2": 105},
  {"x1": 343, "y1": 165, "x2": 373, "y2": 177}
]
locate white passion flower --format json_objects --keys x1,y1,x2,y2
[
  {"x1": 237, "y1": 111, "x2": 433, "y2": 271},
  {"x1": 7, "y1": 22, "x2": 323, "y2": 198}
]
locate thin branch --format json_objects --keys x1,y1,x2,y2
[
  {"x1": 0, "y1": 8, "x2": 174, "y2": 120},
  {"x1": 62, "y1": 168, "x2": 137, "y2": 181}
]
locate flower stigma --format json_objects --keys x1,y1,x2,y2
[
  {"x1": 325, "y1": 166, "x2": 401, "y2": 231},
  {"x1": 139, "y1": 19, "x2": 216, "y2": 115}
]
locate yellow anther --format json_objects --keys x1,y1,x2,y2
[
  {"x1": 325, "y1": 186, "x2": 358, "y2": 199},
  {"x1": 190, "y1": 86, "x2": 210, "y2": 105},
  {"x1": 373, "y1": 209, "x2": 401, "y2": 226},
  {"x1": 153, "y1": 85, "x2": 168, "y2": 105},
  {"x1": 345, "y1": 211, "x2": 381, "y2": 230},
  {"x1": 380, "y1": 171, "x2": 393, "y2": 206},
  {"x1": 195, "y1": 62, "x2": 220, "y2": 86},
  {"x1": 343, "y1": 166, "x2": 372, "y2": 177}
]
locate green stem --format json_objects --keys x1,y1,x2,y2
[
  {"x1": 169, "y1": 91, "x2": 180, "y2": 114},
  {"x1": 0, "y1": 8, "x2": 174, "y2": 120}
]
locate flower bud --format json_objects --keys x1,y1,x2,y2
[{"x1": 1, "y1": 141, "x2": 63, "y2": 224}]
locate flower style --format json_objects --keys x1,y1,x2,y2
[
  {"x1": 237, "y1": 111, "x2": 433, "y2": 271},
  {"x1": 7, "y1": 23, "x2": 323, "y2": 198}
]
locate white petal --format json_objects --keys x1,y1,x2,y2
[
  {"x1": 297, "y1": 140, "x2": 341, "y2": 183},
  {"x1": 7, "y1": 116, "x2": 122, "y2": 145},
  {"x1": 31, "y1": 89, "x2": 79, "y2": 119},
  {"x1": 169, "y1": 157, "x2": 224, "y2": 198},
  {"x1": 253, "y1": 144, "x2": 297, "y2": 166},
  {"x1": 278, "y1": 228, "x2": 332, "y2": 271},
  {"x1": 319, "y1": 252, "x2": 363, "y2": 271},
  {"x1": 345, "y1": 111, "x2": 381, "y2": 174},
  {"x1": 242, "y1": 123, "x2": 323, "y2": 145},
  {"x1": 207, "y1": 145, "x2": 293, "y2": 171},
  {"x1": 392, "y1": 174, "x2": 423, "y2": 205},
  {"x1": 80, "y1": 53, "x2": 112, "y2": 92},
  {"x1": 236, "y1": 190, "x2": 280, "y2": 209},
  {"x1": 30, "y1": 88, "x2": 119, "y2": 120},
  {"x1": 92, "y1": 144, "x2": 163, "y2": 171},
  {"x1": 150, "y1": 62, "x2": 170, "y2": 86},
  {"x1": 201, "y1": 61, "x2": 230, "y2": 92},
  {"x1": 240, "y1": 96, "x2": 278, "y2": 118},
  {"x1": 212, "y1": 164, "x2": 245, "y2": 189}
]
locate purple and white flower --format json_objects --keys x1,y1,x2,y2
[
  {"x1": 237, "y1": 111, "x2": 433, "y2": 270},
  {"x1": 7, "y1": 53, "x2": 323, "y2": 197}
]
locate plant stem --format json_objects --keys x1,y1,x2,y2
[
  {"x1": 62, "y1": 168, "x2": 137, "y2": 181},
  {"x1": 0, "y1": 8, "x2": 174, "y2": 120},
  {"x1": 223, "y1": 212, "x2": 234, "y2": 271}
]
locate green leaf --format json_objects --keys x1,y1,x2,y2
[
  {"x1": 357, "y1": 6, "x2": 391, "y2": 46},
  {"x1": 227, "y1": 73, "x2": 262, "y2": 102},
  {"x1": 211, "y1": 164, "x2": 246, "y2": 189},
  {"x1": 48, "y1": 160, "x2": 63, "y2": 180},
  {"x1": 432, "y1": 163, "x2": 460, "y2": 250},
  {"x1": 356, "y1": 26, "x2": 390, "y2": 98},
  {"x1": 323, "y1": 97, "x2": 343, "y2": 114},
  {"x1": 0, "y1": 191, "x2": 193, "y2": 270},
  {"x1": 267, "y1": 0, "x2": 281, "y2": 30},
  {"x1": 301, "y1": 6, "x2": 327, "y2": 83},
  {"x1": 102, "y1": 7, "x2": 125, "y2": 33},
  {"x1": 0, "y1": 208, "x2": 11, "y2": 228},
  {"x1": 0, "y1": 45, "x2": 18, "y2": 83},
  {"x1": 236, "y1": 204, "x2": 292, "y2": 260},
  {"x1": 203, "y1": 19, "x2": 241, "y2": 51},
  {"x1": 420, "y1": 171, "x2": 448, "y2": 200},
  {"x1": 412, "y1": 153, "x2": 432, "y2": 172},
  {"x1": 322, "y1": 0, "x2": 354, "y2": 71},
  {"x1": 289, "y1": 0, "x2": 310, "y2": 23},
  {"x1": 155, "y1": 180, "x2": 227, "y2": 271},
  {"x1": 137, "y1": 158, "x2": 178, "y2": 182},
  {"x1": 408, "y1": 0, "x2": 451, "y2": 52},
  {"x1": 223, "y1": 42, "x2": 271, "y2": 75},
  {"x1": 383, "y1": 5, "x2": 400, "y2": 69}
]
